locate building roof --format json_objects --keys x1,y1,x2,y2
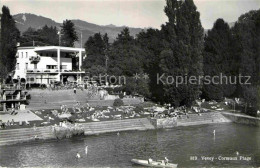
[{"x1": 18, "y1": 46, "x2": 85, "y2": 53}]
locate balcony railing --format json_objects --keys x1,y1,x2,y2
[
  {"x1": 5, "y1": 95, "x2": 26, "y2": 101},
  {"x1": 0, "y1": 84, "x2": 22, "y2": 90},
  {"x1": 25, "y1": 69, "x2": 85, "y2": 73},
  {"x1": 26, "y1": 69, "x2": 59, "y2": 73}
]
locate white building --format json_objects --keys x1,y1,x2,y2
[{"x1": 13, "y1": 46, "x2": 86, "y2": 85}]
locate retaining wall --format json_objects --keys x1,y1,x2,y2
[
  {"x1": 150, "y1": 112, "x2": 231, "y2": 128},
  {"x1": 0, "y1": 118, "x2": 154, "y2": 146},
  {"x1": 222, "y1": 112, "x2": 260, "y2": 126}
]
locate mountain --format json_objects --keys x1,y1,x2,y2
[
  {"x1": 13, "y1": 13, "x2": 143, "y2": 47},
  {"x1": 13, "y1": 13, "x2": 60, "y2": 32}
]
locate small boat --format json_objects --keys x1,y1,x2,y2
[{"x1": 131, "y1": 159, "x2": 178, "y2": 168}]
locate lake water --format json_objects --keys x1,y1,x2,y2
[{"x1": 0, "y1": 123, "x2": 259, "y2": 167}]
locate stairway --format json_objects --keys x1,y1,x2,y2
[
  {"x1": 0, "y1": 126, "x2": 55, "y2": 146},
  {"x1": 81, "y1": 118, "x2": 155, "y2": 135},
  {"x1": 0, "y1": 118, "x2": 155, "y2": 146},
  {"x1": 177, "y1": 112, "x2": 230, "y2": 126}
]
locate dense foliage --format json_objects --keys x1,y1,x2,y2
[
  {"x1": 20, "y1": 25, "x2": 59, "y2": 46},
  {"x1": 83, "y1": 33, "x2": 109, "y2": 73},
  {"x1": 233, "y1": 10, "x2": 260, "y2": 115},
  {"x1": 81, "y1": 1, "x2": 259, "y2": 114},
  {"x1": 0, "y1": 6, "x2": 20, "y2": 82},
  {"x1": 202, "y1": 19, "x2": 237, "y2": 101},
  {"x1": 202, "y1": 10, "x2": 260, "y2": 115}
]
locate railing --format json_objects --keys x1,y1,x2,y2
[
  {"x1": 25, "y1": 69, "x2": 84, "y2": 73},
  {"x1": 5, "y1": 95, "x2": 26, "y2": 101},
  {"x1": 1, "y1": 84, "x2": 19, "y2": 90},
  {"x1": 26, "y1": 69, "x2": 59, "y2": 73}
]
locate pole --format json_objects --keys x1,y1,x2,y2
[
  {"x1": 105, "y1": 55, "x2": 108, "y2": 70},
  {"x1": 59, "y1": 33, "x2": 61, "y2": 46},
  {"x1": 81, "y1": 31, "x2": 82, "y2": 48}
]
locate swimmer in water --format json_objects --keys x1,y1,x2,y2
[
  {"x1": 76, "y1": 152, "x2": 81, "y2": 158},
  {"x1": 85, "y1": 146, "x2": 88, "y2": 155}
]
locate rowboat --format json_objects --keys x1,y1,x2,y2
[{"x1": 131, "y1": 159, "x2": 178, "y2": 168}]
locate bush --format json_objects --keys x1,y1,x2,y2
[
  {"x1": 25, "y1": 100, "x2": 30, "y2": 105},
  {"x1": 119, "y1": 93, "x2": 124, "y2": 99},
  {"x1": 135, "y1": 105, "x2": 144, "y2": 113},
  {"x1": 104, "y1": 87, "x2": 113, "y2": 94},
  {"x1": 26, "y1": 94, "x2": 31, "y2": 99},
  {"x1": 114, "y1": 87, "x2": 123, "y2": 93},
  {"x1": 54, "y1": 126, "x2": 84, "y2": 139},
  {"x1": 113, "y1": 98, "x2": 124, "y2": 106}
]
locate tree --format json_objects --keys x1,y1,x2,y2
[
  {"x1": 38, "y1": 25, "x2": 59, "y2": 46},
  {"x1": 136, "y1": 28, "x2": 165, "y2": 102},
  {"x1": 60, "y1": 20, "x2": 78, "y2": 47},
  {"x1": 158, "y1": 0, "x2": 204, "y2": 107},
  {"x1": 108, "y1": 28, "x2": 145, "y2": 76},
  {"x1": 83, "y1": 33, "x2": 109, "y2": 76},
  {"x1": 202, "y1": 18, "x2": 237, "y2": 101},
  {"x1": 108, "y1": 28, "x2": 150, "y2": 97},
  {"x1": 232, "y1": 9, "x2": 260, "y2": 114},
  {"x1": 0, "y1": 6, "x2": 20, "y2": 81}
]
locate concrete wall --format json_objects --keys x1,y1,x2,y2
[
  {"x1": 150, "y1": 118, "x2": 177, "y2": 128},
  {"x1": 222, "y1": 112, "x2": 260, "y2": 126},
  {"x1": 0, "y1": 118, "x2": 155, "y2": 146},
  {"x1": 150, "y1": 112, "x2": 231, "y2": 128}
]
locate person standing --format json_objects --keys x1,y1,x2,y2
[{"x1": 74, "y1": 87, "x2": 77, "y2": 94}]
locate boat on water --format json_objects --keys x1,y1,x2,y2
[{"x1": 131, "y1": 159, "x2": 178, "y2": 168}]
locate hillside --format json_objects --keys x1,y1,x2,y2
[{"x1": 13, "y1": 13, "x2": 143, "y2": 46}]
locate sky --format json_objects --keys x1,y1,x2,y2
[{"x1": 1, "y1": 0, "x2": 260, "y2": 29}]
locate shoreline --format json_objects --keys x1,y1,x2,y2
[{"x1": 0, "y1": 112, "x2": 259, "y2": 146}]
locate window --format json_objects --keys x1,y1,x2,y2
[
  {"x1": 46, "y1": 65, "x2": 57, "y2": 69},
  {"x1": 16, "y1": 63, "x2": 19, "y2": 70},
  {"x1": 61, "y1": 65, "x2": 67, "y2": 69},
  {"x1": 25, "y1": 63, "x2": 28, "y2": 70}
]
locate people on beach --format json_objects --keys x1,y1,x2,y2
[
  {"x1": 148, "y1": 158, "x2": 153, "y2": 164},
  {"x1": 213, "y1": 130, "x2": 216, "y2": 136},
  {"x1": 165, "y1": 157, "x2": 169, "y2": 164},
  {"x1": 11, "y1": 107, "x2": 15, "y2": 115},
  {"x1": 6, "y1": 120, "x2": 10, "y2": 126},
  {"x1": 74, "y1": 88, "x2": 77, "y2": 94},
  {"x1": 11, "y1": 119, "x2": 15, "y2": 126}
]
